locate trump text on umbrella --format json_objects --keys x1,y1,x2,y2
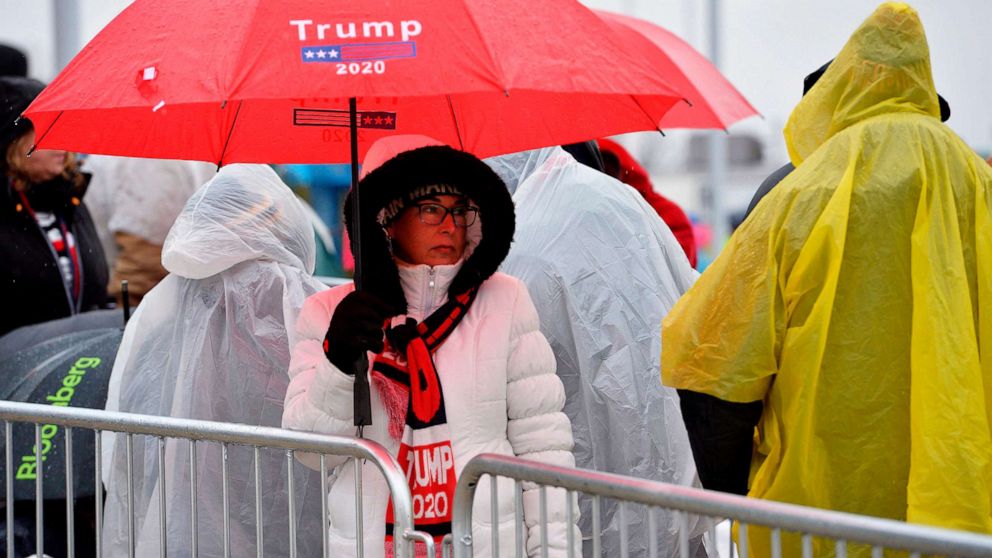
[{"x1": 290, "y1": 17, "x2": 422, "y2": 75}]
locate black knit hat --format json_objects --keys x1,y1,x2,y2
[
  {"x1": 0, "y1": 77, "x2": 44, "y2": 150},
  {"x1": 344, "y1": 145, "x2": 515, "y2": 314},
  {"x1": 0, "y1": 44, "x2": 28, "y2": 78},
  {"x1": 378, "y1": 182, "x2": 466, "y2": 225}
]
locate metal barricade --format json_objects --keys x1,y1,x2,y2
[
  {"x1": 449, "y1": 453, "x2": 992, "y2": 558},
  {"x1": 0, "y1": 400, "x2": 433, "y2": 558}
]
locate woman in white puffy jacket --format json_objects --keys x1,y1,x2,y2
[{"x1": 282, "y1": 141, "x2": 579, "y2": 557}]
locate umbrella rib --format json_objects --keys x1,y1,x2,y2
[
  {"x1": 26, "y1": 111, "x2": 64, "y2": 156},
  {"x1": 445, "y1": 95, "x2": 465, "y2": 151},
  {"x1": 629, "y1": 94, "x2": 670, "y2": 136},
  {"x1": 217, "y1": 100, "x2": 244, "y2": 169},
  {"x1": 460, "y1": 3, "x2": 510, "y2": 91}
]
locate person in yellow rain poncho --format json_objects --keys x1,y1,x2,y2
[{"x1": 662, "y1": 2, "x2": 992, "y2": 556}]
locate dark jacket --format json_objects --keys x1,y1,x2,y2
[
  {"x1": 0, "y1": 176, "x2": 110, "y2": 336},
  {"x1": 743, "y1": 162, "x2": 795, "y2": 221}
]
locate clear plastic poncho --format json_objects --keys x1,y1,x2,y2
[
  {"x1": 102, "y1": 164, "x2": 328, "y2": 557},
  {"x1": 490, "y1": 147, "x2": 709, "y2": 557},
  {"x1": 663, "y1": 3, "x2": 992, "y2": 556}
]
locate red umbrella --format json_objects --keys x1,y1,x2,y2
[
  {"x1": 22, "y1": 0, "x2": 686, "y2": 430},
  {"x1": 24, "y1": 0, "x2": 685, "y2": 164},
  {"x1": 596, "y1": 10, "x2": 758, "y2": 129}
]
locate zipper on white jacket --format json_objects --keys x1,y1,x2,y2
[{"x1": 425, "y1": 267, "x2": 437, "y2": 313}]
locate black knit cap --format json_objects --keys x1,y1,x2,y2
[
  {"x1": 0, "y1": 44, "x2": 28, "y2": 78},
  {"x1": 344, "y1": 145, "x2": 515, "y2": 315},
  {"x1": 0, "y1": 76, "x2": 44, "y2": 151}
]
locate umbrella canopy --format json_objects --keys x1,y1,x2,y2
[
  {"x1": 0, "y1": 309, "x2": 120, "y2": 355},
  {"x1": 24, "y1": 0, "x2": 686, "y2": 164},
  {"x1": 596, "y1": 10, "x2": 758, "y2": 129},
  {"x1": 0, "y1": 325, "x2": 122, "y2": 500}
]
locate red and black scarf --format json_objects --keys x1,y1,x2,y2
[
  {"x1": 373, "y1": 286, "x2": 479, "y2": 554},
  {"x1": 14, "y1": 187, "x2": 82, "y2": 307}
]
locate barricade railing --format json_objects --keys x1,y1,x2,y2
[
  {"x1": 449, "y1": 453, "x2": 992, "y2": 558},
  {"x1": 0, "y1": 400, "x2": 433, "y2": 558}
]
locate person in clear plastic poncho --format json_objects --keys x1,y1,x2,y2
[
  {"x1": 489, "y1": 147, "x2": 711, "y2": 557},
  {"x1": 101, "y1": 164, "x2": 328, "y2": 557},
  {"x1": 662, "y1": 3, "x2": 992, "y2": 556}
]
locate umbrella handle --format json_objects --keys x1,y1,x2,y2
[
  {"x1": 353, "y1": 354, "x2": 373, "y2": 428},
  {"x1": 121, "y1": 280, "x2": 131, "y2": 326}
]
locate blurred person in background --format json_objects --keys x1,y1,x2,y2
[
  {"x1": 83, "y1": 155, "x2": 215, "y2": 306},
  {"x1": 0, "y1": 76, "x2": 109, "y2": 336},
  {"x1": 275, "y1": 163, "x2": 347, "y2": 277},
  {"x1": 663, "y1": 4, "x2": 992, "y2": 556},
  {"x1": 102, "y1": 165, "x2": 327, "y2": 557},
  {"x1": 561, "y1": 139, "x2": 607, "y2": 173}
]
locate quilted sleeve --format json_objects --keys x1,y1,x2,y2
[{"x1": 282, "y1": 285, "x2": 359, "y2": 470}]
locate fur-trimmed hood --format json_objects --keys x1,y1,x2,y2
[{"x1": 344, "y1": 145, "x2": 515, "y2": 315}]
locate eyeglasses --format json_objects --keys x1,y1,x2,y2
[{"x1": 413, "y1": 202, "x2": 479, "y2": 227}]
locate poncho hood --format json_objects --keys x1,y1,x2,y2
[
  {"x1": 785, "y1": 2, "x2": 940, "y2": 165},
  {"x1": 485, "y1": 147, "x2": 559, "y2": 195},
  {"x1": 162, "y1": 164, "x2": 316, "y2": 279}
]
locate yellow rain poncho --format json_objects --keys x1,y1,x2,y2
[{"x1": 662, "y1": 2, "x2": 992, "y2": 555}]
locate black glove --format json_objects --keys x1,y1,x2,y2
[{"x1": 323, "y1": 290, "x2": 394, "y2": 374}]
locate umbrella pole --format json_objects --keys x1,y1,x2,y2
[
  {"x1": 121, "y1": 280, "x2": 131, "y2": 325},
  {"x1": 349, "y1": 97, "x2": 373, "y2": 436}
]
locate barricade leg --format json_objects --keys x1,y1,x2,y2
[
  {"x1": 34, "y1": 425, "x2": 44, "y2": 558},
  {"x1": 4, "y1": 423, "x2": 11, "y2": 558},
  {"x1": 95, "y1": 429, "x2": 103, "y2": 558},
  {"x1": 65, "y1": 427, "x2": 75, "y2": 558},
  {"x1": 189, "y1": 439, "x2": 198, "y2": 557},
  {"x1": 157, "y1": 436, "x2": 167, "y2": 558},
  {"x1": 287, "y1": 449, "x2": 297, "y2": 558}
]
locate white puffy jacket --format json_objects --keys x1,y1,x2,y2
[{"x1": 283, "y1": 261, "x2": 580, "y2": 557}]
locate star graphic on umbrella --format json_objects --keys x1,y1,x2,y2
[
  {"x1": 316, "y1": 50, "x2": 327, "y2": 59},
  {"x1": 374, "y1": 116, "x2": 383, "y2": 125},
  {"x1": 328, "y1": 49, "x2": 340, "y2": 59},
  {"x1": 363, "y1": 115, "x2": 373, "y2": 125},
  {"x1": 384, "y1": 115, "x2": 394, "y2": 125},
  {"x1": 304, "y1": 50, "x2": 315, "y2": 59}
]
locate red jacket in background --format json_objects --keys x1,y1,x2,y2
[{"x1": 598, "y1": 138, "x2": 697, "y2": 267}]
